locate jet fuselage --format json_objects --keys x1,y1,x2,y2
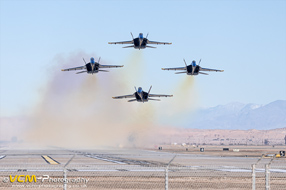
[
  {"x1": 86, "y1": 57, "x2": 99, "y2": 74},
  {"x1": 186, "y1": 61, "x2": 200, "y2": 75},
  {"x1": 134, "y1": 87, "x2": 149, "y2": 102},
  {"x1": 108, "y1": 33, "x2": 171, "y2": 49},
  {"x1": 133, "y1": 38, "x2": 148, "y2": 49}
]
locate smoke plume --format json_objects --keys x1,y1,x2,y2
[
  {"x1": 24, "y1": 51, "x2": 199, "y2": 148},
  {"x1": 25, "y1": 51, "x2": 159, "y2": 149}
]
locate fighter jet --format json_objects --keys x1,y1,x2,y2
[
  {"x1": 162, "y1": 59, "x2": 224, "y2": 75},
  {"x1": 61, "y1": 57, "x2": 123, "y2": 74},
  {"x1": 108, "y1": 33, "x2": 172, "y2": 49},
  {"x1": 112, "y1": 86, "x2": 173, "y2": 103}
]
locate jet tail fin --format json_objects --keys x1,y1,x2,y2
[
  {"x1": 146, "y1": 45, "x2": 156, "y2": 48},
  {"x1": 83, "y1": 58, "x2": 87, "y2": 64},
  {"x1": 183, "y1": 59, "x2": 187, "y2": 67},
  {"x1": 199, "y1": 72, "x2": 209, "y2": 75},
  {"x1": 128, "y1": 99, "x2": 137, "y2": 102},
  {"x1": 123, "y1": 45, "x2": 134, "y2": 48},
  {"x1": 175, "y1": 71, "x2": 187, "y2": 74},
  {"x1": 148, "y1": 85, "x2": 152, "y2": 94}
]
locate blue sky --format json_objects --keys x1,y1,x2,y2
[{"x1": 1, "y1": 0, "x2": 285, "y2": 117}]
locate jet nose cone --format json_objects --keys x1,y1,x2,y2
[
  {"x1": 90, "y1": 57, "x2": 95, "y2": 63},
  {"x1": 192, "y1": 60, "x2": 196, "y2": 66}
]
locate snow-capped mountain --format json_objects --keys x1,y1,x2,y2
[{"x1": 189, "y1": 100, "x2": 286, "y2": 130}]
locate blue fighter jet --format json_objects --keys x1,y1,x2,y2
[
  {"x1": 162, "y1": 59, "x2": 224, "y2": 75},
  {"x1": 112, "y1": 86, "x2": 173, "y2": 103},
  {"x1": 108, "y1": 33, "x2": 172, "y2": 50},
  {"x1": 61, "y1": 57, "x2": 123, "y2": 74}
]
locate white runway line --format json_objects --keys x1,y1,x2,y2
[
  {"x1": 0, "y1": 169, "x2": 164, "y2": 172},
  {"x1": 127, "y1": 169, "x2": 165, "y2": 172},
  {"x1": 25, "y1": 169, "x2": 63, "y2": 172},
  {"x1": 216, "y1": 168, "x2": 252, "y2": 172},
  {"x1": 0, "y1": 170, "x2": 18, "y2": 172},
  {"x1": 74, "y1": 169, "x2": 166, "y2": 172},
  {"x1": 85, "y1": 155, "x2": 126, "y2": 164},
  {"x1": 216, "y1": 168, "x2": 286, "y2": 173},
  {"x1": 267, "y1": 169, "x2": 286, "y2": 173},
  {"x1": 77, "y1": 169, "x2": 119, "y2": 172},
  {"x1": 142, "y1": 150, "x2": 175, "y2": 155},
  {"x1": 0, "y1": 155, "x2": 6, "y2": 159},
  {"x1": 0, "y1": 168, "x2": 285, "y2": 173}
]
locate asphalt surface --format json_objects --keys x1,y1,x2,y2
[{"x1": 0, "y1": 146, "x2": 285, "y2": 189}]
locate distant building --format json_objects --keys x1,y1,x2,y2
[{"x1": 264, "y1": 139, "x2": 270, "y2": 145}]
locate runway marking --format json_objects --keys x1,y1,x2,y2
[
  {"x1": 143, "y1": 150, "x2": 175, "y2": 155},
  {"x1": 0, "y1": 155, "x2": 6, "y2": 160},
  {"x1": 0, "y1": 168, "x2": 285, "y2": 173},
  {"x1": 41, "y1": 155, "x2": 60, "y2": 165},
  {"x1": 216, "y1": 168, "x2": 286, "y2": 173},
  {"x1": 0, "y1": 169, "x2": 164, "y2": 172},
  {"x1": 0, "y1": 170, "x2": 18, "y2": 172},
  {"x1": 85, "y1": 155, "x2": 126, "y2": 164},
  {"x1": 77, "y1": 169, "x2": 166, "y2": 172}
]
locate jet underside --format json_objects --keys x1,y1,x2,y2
[
  {"x1": 186, "y1": 65, "x2": 200, "y2": 75},
  {"x1": 86, "y1": 63, "x2": 99, "y2": 74},
  {"x1": 133, "y1": 38, "x2": 148, "y2": 49},
  {"x1": 135, "y1": 92, "x2": 149, "y2": 102}
]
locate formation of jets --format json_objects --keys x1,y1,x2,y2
[{"x1": 61, "y1": 32, "x2": 224, "y2": 103}]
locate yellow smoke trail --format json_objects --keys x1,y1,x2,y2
[
  {"x1": 25, "y1": 51, "x2": 158, "y2": 149},
  {"x1": 173, "y1": 75, "x2": 198, "y2": 113},
  {"x1": 165, "y1": 76, "x2": 198, "y2": 113},
  {"x1": 155, "y1": 75, "x2": 199, "y2": 128},
  {"x1": 117, "y1": 50, "x2": 145, "y2": 87}
]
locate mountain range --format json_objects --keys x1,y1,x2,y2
[{"x1": 188, "y1": 100, "x2": 286, "y2": 130}]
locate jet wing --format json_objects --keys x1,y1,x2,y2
[
  {"x1": 147, "y1": 40, "x2": 172, "y2": 45},
  {"x1": 200, "y1": 67, "x2": 224, "y2": 72},
  {"x1": 112, "y1": 94, "x2": 135, "y2": 99},
  {"x1": 99, "y1": 65, "x2": 124, "y2": 68},
  {"x1": 149, "y1": 94, "x2": 173, "y2": 98},
  {"x1": 61, "y1": 66, "x2": 86, "y2": 71},
  {"x1": 162, "y1": 67, "x2": 186, "y2": 71},
  {"x1": 108, "y1": 41, "x2": 133, "y2": 44}
]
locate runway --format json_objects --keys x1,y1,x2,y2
[
  {"x1": 0, "y1": 145, "x2": 285, "y2": 189},
  {"x1": 0, "y1": 146, "x2": 285, "y2": 170}
]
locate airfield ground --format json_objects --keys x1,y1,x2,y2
[{"x1": 0, "y1": 145, "x2": 285, "y2": 189}]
